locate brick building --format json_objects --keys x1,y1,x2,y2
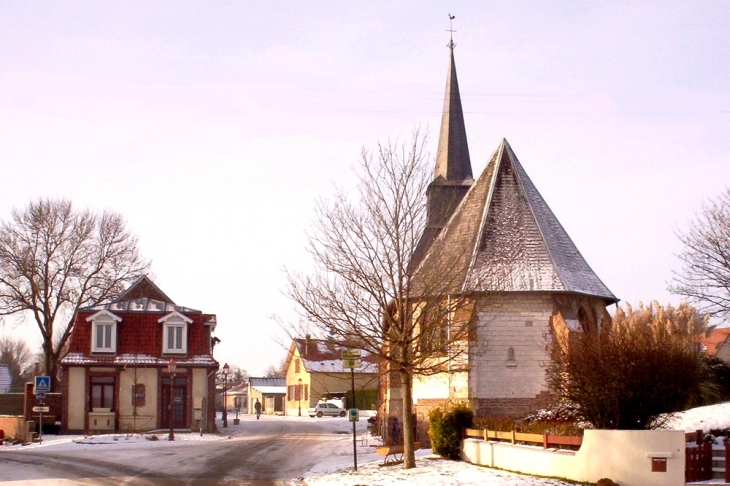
[
  {"x1": 60, "y1": 276, "x2": 219, "y2": 434},
  {"x1": 382, "y1": 41, "x2": 618, "y2": 422}
]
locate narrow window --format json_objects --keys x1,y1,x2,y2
[{"x1": 91, "y1": 376, "x2": 115, "y2": 411}]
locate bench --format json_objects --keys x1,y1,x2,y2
[{"x1": 375, "y1": 442, "x2": 421, "y2": 466}]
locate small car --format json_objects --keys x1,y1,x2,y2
[{"x1": 308, "y1": 402, "x2": 347, "y2": 418}]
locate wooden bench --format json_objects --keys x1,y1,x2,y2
[{"x1": 375, "y1": 442, "x2": 421, "y2": 466}]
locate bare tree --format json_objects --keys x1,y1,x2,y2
[
  {"x1": 264, "y1": 361, "x2": 286, "y2": 379},
  {"x1": 284, "y1": 130, "x2": 481, "y2": 469},
  {"x1": 547, "y1": 302, "x2": 709, "y2": 430},
  {"x1": 671, "y1": 188, "x2": 730, "y2": 321},
  {"x1": 0, "y1": 335, "x2": 34, "y2": 392},
  {"x1": 0, "y1": 198, "x2": 150, "y2": 390}
]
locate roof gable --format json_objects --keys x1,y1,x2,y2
[
  {"x1": 114, "y1": 275, "x2": 175, "y2": 304},
  {"x1": 416, "y1": 139, "x2": 617, "y2": 302},
  {"x1": 292, "y1": 338, "x2": 378, "y2": 374}
]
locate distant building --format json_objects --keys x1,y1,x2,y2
[
  {"x1": 701, "y1": 327, "x2": 730, "y2": 364},
  {"x1": 60, "y1": 276, "x2": 220, "y2": 434},
  {"x1": 284, "y1": 337, "x2": 378, "y2": 416},
  {"x1": 247, "y1": 377, "x2": 286, "y2": 415},
  {"x1": 0, "y1": 364, "x2": 11, "y2": 394}
]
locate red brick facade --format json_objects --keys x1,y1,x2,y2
[{"x1": 59, "y1": 277, "x2": 219, "y2": 435}]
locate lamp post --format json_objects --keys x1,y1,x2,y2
[
  {"x1": 222, "y1": 363, "x2": 229, "y2": 428},
  {"x1": 167, "y1": 358, "x2": 177, "y2": 441},
  {"x1": 298, "y1": 378, "x2": 302, "y2": 417}
]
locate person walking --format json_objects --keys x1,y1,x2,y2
[{"x1": 254, "y1": 398, "x2": 262, "y2": 420}]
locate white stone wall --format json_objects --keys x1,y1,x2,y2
[
  {"x1": 67, "y1": 367, "x2": 86, "y2": 430},
  {"x1": 462, "y1": 429, "x2": 686, "y2": 486},
  {"x1": 470, "y1": 293, "x2": 553, "y2": 401},
  {"x1": 118, "y1": 367, "x2": 158, "y2": 432}
]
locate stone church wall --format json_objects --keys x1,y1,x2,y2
[{"x1": 470, "y1": 293, "x2": 554, "y2": 417}]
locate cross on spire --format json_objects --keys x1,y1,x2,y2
[{"x1": 447, "y1": 14, "x2": 456, "y2": 49}]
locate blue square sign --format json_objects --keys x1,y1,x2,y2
[{"x1": 35, "y1": 376, "x2": 51, "y2": 394}]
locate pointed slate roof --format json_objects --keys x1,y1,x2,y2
[
  {"x1": 412, "y1": 45, "x2": 474, "y2": 268},
  {"x1": 415, "y1": 139, "x2": 617, "y2": 302},
  {"x1": 434, "y1": 45, "x2": 473, "y2": 183}
]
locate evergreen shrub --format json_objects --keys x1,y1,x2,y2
[{"x1": 428, "y1": 402, "x2": 473, "y2": 460}]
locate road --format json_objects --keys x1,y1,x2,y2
[{"x1": 0, "y1": 414, "x2": 366, "y2": 485}]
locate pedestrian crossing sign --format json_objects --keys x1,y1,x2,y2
[{"x1": 35, "y1": 376, "x2": 51, "y2": 394}]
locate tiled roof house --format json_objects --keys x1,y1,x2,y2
[
  {"x1": 284, "y1": 337, "x2": 378, "y2": 416},
  {"x1": 60, "y1": 276, "x2": 219, "y2": 433},
  {"x1": 384, "y1": 41, "x2": 618, "y2": 420}
]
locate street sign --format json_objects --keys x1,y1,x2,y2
[
  {"x1": 32, "y1": 406, "x2": 50, "y2": 413},
  {"x1": 35, "y1": 376, "x2": 51, "y2": 394},
  {"x1": 342, "y1": 350, "x2": 362, "y2": 369},
  {"x1": 36, "y1": 392, "x2": 46, "y2": 400},
  {"x1": 349, "y1": 408, "x2": 359, "y2": 422}
]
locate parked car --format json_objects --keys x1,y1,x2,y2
[{"x1": 308, "y1": 402, "x2": 347, "y2": 418}]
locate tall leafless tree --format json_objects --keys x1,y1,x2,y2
[
  {"x1": 671, "y1": 188, "x2": 730, "y2": 321},
  {"x1": 0, "y1": 335, "x2": 34, "y2": 392},
  {"x1": 0, "y1": 198, "x2": 150, "y2": 390},
  {"x1": 284, "y1": 130, "x2": 483, "y2": 469}
]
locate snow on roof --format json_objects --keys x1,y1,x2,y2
[
  {"x1": 60, "y1": 352, "x2": 217, "y2": 367},
  {"x1": 415, "y1": 139, "x2": 617, "y2": 303},
  {"x1": 293, "y1": 339, "x2": 378, "y2": 375},
  {"x1": 252, "y1": 385, "x2": 286, "y2": 394}
]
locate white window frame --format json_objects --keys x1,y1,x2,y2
[
  {"x1": 87, "y1": 310, "x2": 121, "y2": 354},
  {"x1": 159, "y1": 311, "x2": 193, "y2": 355}
]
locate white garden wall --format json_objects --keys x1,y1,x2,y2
[{"x1": 462, "y1": 429, "x2": 685, "y2": 486}]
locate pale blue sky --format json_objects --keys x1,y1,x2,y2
[{"x1": 0, "y1": 1, "x2": 728, "y2": 375}]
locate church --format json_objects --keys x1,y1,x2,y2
[{"x1": 383, "y1": 40, "x2": 618, "y2": 422}]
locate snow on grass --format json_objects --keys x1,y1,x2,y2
[{"x1": 304, "y1": 452, "x2": 582, "y2": 486}]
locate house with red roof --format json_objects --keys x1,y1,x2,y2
[
  {"x1": 701, "y1": 327, "x2": 730, "y2": 364},
  {"x1": 284, "y1": 336, "x2": 378, "y2": 416},
  {"x1": 60, "y1": 276, "x2": 219, "y2": 434}
]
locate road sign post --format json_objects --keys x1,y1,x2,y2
[
  {"x1": 34, "y1": 376, "x2": 51, "y2": 443},
  {"x1": 342, "y1": 349, "x2": 362, "y2": 471},
  {"x1": 34, "y1": 376, "x2": 51, "y2": 396}
]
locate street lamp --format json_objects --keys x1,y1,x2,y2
[
  {"x1": 222, "y1": 363, "x2": 229, "y2": 428},
  {"x1": 298, "y1": 378, "x2": 302, "y2": 417},
  {"x1": 167, "y1": 358, "x2": 177, "y2": 441}
]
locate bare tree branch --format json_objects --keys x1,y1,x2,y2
[
  {"x1": 670, "y1": 188, "x2": 730, "y2": 321},
  {"x1": 282, "y1": 129, "x2": 488, "y2": 469},
  {"x1": 0, "y1": 198, "x2": 151, "y2": 390}
]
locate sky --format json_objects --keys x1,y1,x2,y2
[{"x1": 0, "y1": 1, "x2": 728, "y2": 376}]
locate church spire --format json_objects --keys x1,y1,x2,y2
[
  {"x1": 434, "y1": 19, "x2": 472, "y2": 182},
  {"x1": 410, "y1": 26, "x2": 474, "y2": 270}
]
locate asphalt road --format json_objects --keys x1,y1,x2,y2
[{"x1": 0, "y1": 415, "x2": 363, "y2": 485}]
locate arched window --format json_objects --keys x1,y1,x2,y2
[{"x1": 506, "y1": 347, "x2": 517, "y2": 366}]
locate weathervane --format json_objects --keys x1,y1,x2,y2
[{"x1": 447, "y1": 14, "x2": 456, "y2": 49}]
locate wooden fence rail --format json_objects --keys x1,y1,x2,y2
[{"x1": 464, "y1": 428, "x2": 582, "y2": 450}]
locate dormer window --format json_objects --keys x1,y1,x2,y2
[
  {"x1": 159, "y1": 311, "x2": 193, "y2": 355},
  {"x1": 87, "y1": 310, "x2": 122, "y2": 354}
]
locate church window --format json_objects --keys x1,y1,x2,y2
[{"x1": 506, "y1": 347, "x2": 517, "y2": 367}]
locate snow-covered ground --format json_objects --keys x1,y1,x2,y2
[{"x1": 3, "y1": 402, "x2": 729, "y2": 485}]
